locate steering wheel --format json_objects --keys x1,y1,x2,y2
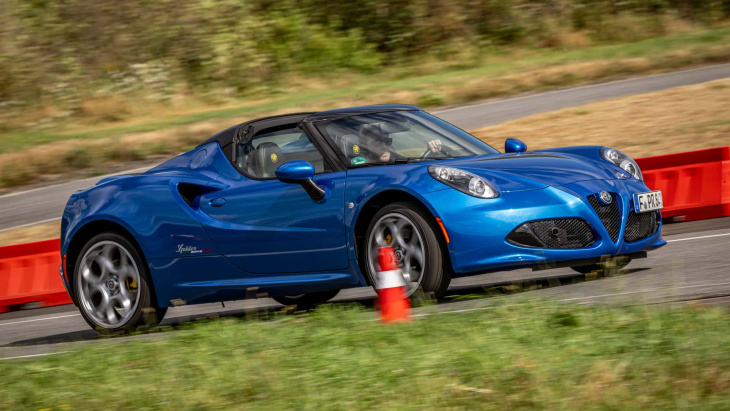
[{"x1": 421, "y1": 145, "x2": 452, "y2": 159}]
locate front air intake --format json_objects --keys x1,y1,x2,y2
[
  {"x1": 587, "y1": 195, "x2": 621, "y2": 243},
  {"x1": 507, "y1": 218, "x2": 595, "y2": 249},
  {"x1": 624, "y1": 211, "x2": 660, "y2": 242}
]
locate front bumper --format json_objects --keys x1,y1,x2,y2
[{"x1": 425, "y1": 178, "x2": 666, "y2": 275}]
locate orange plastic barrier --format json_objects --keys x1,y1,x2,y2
[
  {"x1": 0, "y1": 239, "x2": 71, "y2": 312},
  {"x1": 637, "y1": 146, "x2": 730, "y2": 222}
]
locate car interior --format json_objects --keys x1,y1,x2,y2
[{"x1": 236, "y1": 125, "x2": 328, "y2": 178}]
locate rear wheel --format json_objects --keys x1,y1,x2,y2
[
  {"x1": 364, "y1": 202, "x2": 451, "y2": 299},
  {"x1": 74, "y1": 233, "x2": 165, "y2": 332},
  {"x1": 272, "y1": 290, "x2": 340, "y2": 307}
]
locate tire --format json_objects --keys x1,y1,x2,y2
[
  {"x1": 73, "y1": 232, "x2": 165, "y2": 332},
  {"x1": 272, "y1": 290, "x2": 340, "y2": 307},
  {"x1": 571, "y1": 257, "x2": 632, "y2": 274},
  {"x1": 363, "y1": 201, "x2": 451, "y2": 299}
]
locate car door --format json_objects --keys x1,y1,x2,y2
[{"x1": 197, "y1": 119, "x2": 349, "y2": 274}]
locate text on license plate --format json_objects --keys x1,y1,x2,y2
[{"x1": 633, "y1": 191, "x2": 663, "y2": 213}]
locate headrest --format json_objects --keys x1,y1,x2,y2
[
  {"x1": 339, "y1": 134, "x2": 361, "y2": 158},
  {"x1": 253, "y1": 142, "x2": 284, "y2": 178}
]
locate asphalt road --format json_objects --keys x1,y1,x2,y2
[
  {"x1": 1, "y1": 63, "x2": 729, "y2": 232},
  {"x1": 2, "y1": 221, "x2": 729, "y2": 360}
]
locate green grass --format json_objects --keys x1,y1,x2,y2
[
  {"x1": 1, "y1": 26, "x2": 730, "y2": 155},
  {"x1": 2, "y1": 300, "x2": 729, "y2": 409}
]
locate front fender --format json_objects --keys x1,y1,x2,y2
[{"x1": 344, "y1": 164, "x2": 449, "y2": 262}]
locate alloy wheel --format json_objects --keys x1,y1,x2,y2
[
  {"x1": 76, "y1": 240, "x2": 141, "y2": 328},
  {"x1": 367, "y1": 212, "x2": 426, "y2": 296}
]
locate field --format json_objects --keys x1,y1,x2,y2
[
  {"x1": 1, "y1": 27, "x2": 730, "y2": 189},
  {"x1": 472, "y1": 78, "x2": 730, "y2": 157},
  {"x1": 2, "y1": 76, "x2": 728, "y2": 246},
  {"x1": 1, "y1": 301, "x2": 729, "y2": 409}
]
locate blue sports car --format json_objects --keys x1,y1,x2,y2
[{"x1": 60, "y1": 104, "x2": 665, "y2": 331}]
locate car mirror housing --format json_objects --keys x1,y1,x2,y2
[
  {"x1": 505, "y1": 138, "x2": 527, "y2": 153},
  {"x1": 275, "y1": 160, "x2": 326, "y2": 202}
]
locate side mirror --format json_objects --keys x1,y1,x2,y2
[
  {"x1": 505, "y1": 138, "x2": 527, "y2": 153},
  {"x1": 275, "y1": 160, "x2": 326, "y2": 202}
]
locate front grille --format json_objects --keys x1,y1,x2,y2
[
  {"x1": 624, "y1": 211, "x2": 659, "y2": 242},
  {"x1": 587, "y1": 195, "x2": 621, "y2": 243},
  {"x1": 507, "y1": 218, "x2": 595, "y2": 249}
]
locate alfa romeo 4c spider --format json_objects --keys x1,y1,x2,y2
[{"x1": 60, "y1": 105, "x2": 664, "y2": 331}]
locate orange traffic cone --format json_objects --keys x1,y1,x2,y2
[{"x1": 376, "y1": 246, "x2": 411, "y2": 323}]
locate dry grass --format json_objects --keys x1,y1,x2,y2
[
  {"x1": 472, "y1": 78, "x2": 730, "y2": 158},
  {"x1": 1, "y1": 79, "x2": 728, "y2": 245},
  {"x1": 0, "y1": 221, "x2": 61, "y2": 246},
  {"x1": 0, "y1": 76, "x2": 728, "y2": 244}
]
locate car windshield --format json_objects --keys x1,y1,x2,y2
[{"x1": 315, "y1": 110, "x2": 498, "y2": 166}]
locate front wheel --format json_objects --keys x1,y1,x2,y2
[
  {"x1": 74, "y1": 232, "x2": 165, "y2": 332},
  {"x1": 364, "y1": 202, "x2": 451, "y2": 299}
]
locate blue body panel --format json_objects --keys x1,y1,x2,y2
[{"x1": 60, "y1": 138, "x2": 664, "y2": 308}]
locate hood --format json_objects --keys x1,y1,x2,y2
[{"x1": 441, "y1": 152, "x2": 616, "y2": 192}]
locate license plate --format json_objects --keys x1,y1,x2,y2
[{"x1": 633, "y1": 190, "x2": 663, "y2": 213}]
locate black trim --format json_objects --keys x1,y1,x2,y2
[
  {"x1": 228, "y1": 116, "x2": 339, "y2": 181},
  {"x1": 452, "y1": 251, "x2": 651, "y2": 278},
  {"x1": 198, "y1": 112, "x2": 313, "y2": 161},
  {"x1": 278, "y1": 178, "x2": 326, "y2": 201},
  {"x1": 531, "y1": 251, "x2": 648, "y2": 272},
  {"x1": 301, "y1": 104, "x2": 420, "y2": 123},
  {"x1": 300, "y1": 120, "x2": 348, "y2": 172}
]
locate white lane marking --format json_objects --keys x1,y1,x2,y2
[
  {"x1": 0, "y1": 217, "x2": 62, "y2": 233},
  {"x1": 433, "y1": 63, "x2": 730, "y2": 114},
  {"x1": 0, "y1": 351, "x2": 68, "y2": 361},
  {"x1": 666, "y1": 232, "x2": 730, "y2": 243},
  {"x1": 0, "y1": 166, "x2": 152, "y2": 199},
  {"x1": 558, "y1": 281, "x2": 730, "y2": 302},
  {"x1": 0, "y1": 313, "x2": 80, "y2": 327}
]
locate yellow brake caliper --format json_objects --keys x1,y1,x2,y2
[{"x1": 126, "y1": 277, "x2": 138, "y2": 293}]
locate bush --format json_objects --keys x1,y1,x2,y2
[{"x1": 62, "y1": 148, "x2": 92, "y2": 169}]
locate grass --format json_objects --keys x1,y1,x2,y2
[
  {"x1": 1, "y1": 301, "x2": 729, "y2": 409},
  {"x1": 1, "y1": 26, "x2": 730, "y2": 189},
  {"x1": 471, "y1": 78, "x2": 730, "y2": 158}
]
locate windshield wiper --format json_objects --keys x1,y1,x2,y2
[
  {"x1": 350, "y1": 157, "x2": 463, "y2": 167},
  {"x1": 393, "y1": 156, "x2": 461, "y2": 163}
]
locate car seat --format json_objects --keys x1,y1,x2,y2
[
  {"x1": 252, "y1": 142, "x2": 284, "y2": 178},
  {"x1": 339, "y1": 134, "x2": 361, "y2": 159}
]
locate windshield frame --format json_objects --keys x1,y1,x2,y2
[{"x1": 312, "y1": 110, "x2": 499, "y2": 168}]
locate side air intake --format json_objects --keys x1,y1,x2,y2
[{"x1": 177, "y1": 183, "x2": 210, "y2": 208}]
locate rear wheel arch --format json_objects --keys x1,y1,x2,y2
[
  {"x1": 65, "y1": 220, "x2": 159, "y2": 307},
  {"x1": 353, "y1": 190, "x2": 451, "y2": 284}
]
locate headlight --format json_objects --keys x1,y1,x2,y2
[
  {"x1": 428, "y1": 166, "x2": 498, "y2": 198},
  {"x1": 600, "y1": 148, "x2": 642, "y2": 180}
]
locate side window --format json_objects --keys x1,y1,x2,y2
[{"x1": 236, "y1": 126, "x2": 330, "y2": 179}]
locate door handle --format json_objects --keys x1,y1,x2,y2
[{"x1": 209, "y1": 198, "x2": 226, "y2": 207}]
